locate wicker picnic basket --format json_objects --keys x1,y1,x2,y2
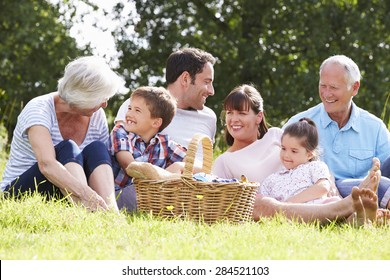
[{"x1": 132, "y1": 134, "x2": 259, "y2": 224}]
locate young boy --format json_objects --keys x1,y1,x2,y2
[{"x1": 108, "y1": 86, "x2": 187, "y2": 212}]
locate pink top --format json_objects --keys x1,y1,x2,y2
[{"x1": 212, "y1": 127, "x2": 283, "y2": 183}]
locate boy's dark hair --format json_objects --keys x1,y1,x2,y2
[
  {"x1": 165, "y1": 47, "x2": 216, "y2": 85},
  {"x1": 282, "y1": 117, "x2": 319, "y2": 161},
  {"x1": 131, "y1": 86, "x2": 176, "y2": 132}
]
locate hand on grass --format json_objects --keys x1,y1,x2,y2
[{"x1": 79, "y1": 187, "x2": 109, "y2": 211}]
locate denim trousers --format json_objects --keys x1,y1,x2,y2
[{"x1": 5, "y1": 140, "x2": 112, "y2": 198}]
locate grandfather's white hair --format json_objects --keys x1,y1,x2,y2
[
  {"x1": 319, "y1": 55, "x2": 361, "y2": 89},
  {"x1": 58, "y1": 56, "x2": 123, "y2": 109}
]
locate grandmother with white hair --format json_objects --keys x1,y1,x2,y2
[
  {"x1": 284, "y1": 54, "x2": 390, "y2": 210},
  {"x1": 0, "y1": 56, "x2": 123, "y2": 212}
]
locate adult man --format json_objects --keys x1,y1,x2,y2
[
  {"x1": 115, "y1": 47, "x2": 217, "y2": 149},
  {"x1": 284, "y1": 55, "x2": 390, "y2": 209}
]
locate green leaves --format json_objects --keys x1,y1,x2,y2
[
  {"x1": 113, "y1": 0, "x2": 390, "y2": 129},
  {"x1": 0, "y1": 0, "x2": 83, "y2": 140},
  {"x1": 1, "y1": 0, "x2": 389, "y2": 146}
]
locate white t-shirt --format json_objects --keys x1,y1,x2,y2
[
  {"x1": 212, "y1": 127, "x2": 283, "y2": 183},
  {"x1": 114, "y1": 98, "x2": 217, "y2": 149},
  {"x1": 0, "y1": 93, "x2": 109, "y2": 191}
]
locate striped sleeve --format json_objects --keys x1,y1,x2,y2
[
  {"x1": 17, "y1": 96, "x2": 55, "y2": 139},
  {"x1": 0, "y1": 94, "x2": 57, "y2": 190}
]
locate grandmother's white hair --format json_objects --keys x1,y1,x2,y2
[
  {"x1": 57, "y1": 56, "x2": 123, "y2": 109},
  {"x1": 319, "y1": 55, "x2": 361, "y2": 89}
]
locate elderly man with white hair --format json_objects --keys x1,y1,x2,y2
[{"x1": 284, "y1": 54, "x2": 390, "y2": 209}]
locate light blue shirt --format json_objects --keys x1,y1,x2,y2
[{"x1": 283, "y1": 102, "x2": 390, "y2": 180}]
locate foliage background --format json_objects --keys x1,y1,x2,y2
[
  {"x1": 0, "y1": 0, "x2": 389, "y2": 148},
  {"x1": 0, "y1": 0, "x2": 83, "y2": 143}
]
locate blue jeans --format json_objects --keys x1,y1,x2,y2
[
  {"x1": 4, "y1": 140, "x2": 112, "y2": 199},
  {"x1": 336, "y1": 156, "x2": 390, "y2": 208}
]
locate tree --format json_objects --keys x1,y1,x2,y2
[
  {"x1": 113, "y1": 0, "x2": 390, "y2": 137},
  {"x1": 0, "y1": 0, "x2": 84, "y2": 143}
]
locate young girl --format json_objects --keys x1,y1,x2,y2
[{"x1": 259, "y1": 118, "x2": 341, "y2": 204}]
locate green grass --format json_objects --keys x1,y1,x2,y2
[
  {"x1": 0, "y1": 193, "x2": 389, "y2": 260},
  {"x1": 0, "y1": 123, "x2": 7, "y2": 179},
  {"x1": 1, "y1": 124, "x2": 390, "y2": 260}
]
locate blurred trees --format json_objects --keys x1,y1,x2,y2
[
  {"x1": 113, "y1": 0, "x2": 390, "y2": 131},
  {"x1": 0, "y1": 0, "x2": 83, "y2": 142},
  {"x1": 1, "y1": 0, "x2": 389, "y2": 147}
]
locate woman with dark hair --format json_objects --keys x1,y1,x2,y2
[{"x1": 213, "y1": 84, "x2": 283, "y2": 184}]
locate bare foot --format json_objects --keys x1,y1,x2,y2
[
  {"x1": 376, "y1": 209, "x2": 390, "y2": 226},
  {"x1": 351, "y1": 187, "x2": 365, "y2": 226},
  {"x1": 358, "y1": 157, "x2": 380, "y2": 192},
  {"x1": 253, "y1": 195, "x2": 280, "y2": 221},
  {"x1": 351, "y1": 187, "x2": 378, "y2": 226}
]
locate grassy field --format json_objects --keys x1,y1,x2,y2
[
  {"x1": 0, "y1": 125, "x2": 390, "y2": 260},
  {"x1": 1, "y1": 192, "x2": 390, "y2": 260}
]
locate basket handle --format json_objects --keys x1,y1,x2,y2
[{"x1": 182, "y1": 134, "x2": 213, "y2": 177}]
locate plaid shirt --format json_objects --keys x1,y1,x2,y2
[{"x1": 108, "y1": 124, "x2": 187, "y2": 189}]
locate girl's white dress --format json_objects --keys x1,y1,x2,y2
[{"x1": 259, "y1": 161, "x2": 333, "y2": 203}]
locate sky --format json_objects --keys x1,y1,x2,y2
[
  {"x1": 51, "y1": 0, "x2": 136, "y2": 65},
  {"x1": 68, "y1": 0, "x2": 120, "y2": 61},
  {"x1": 53, "y1": 0, "x2": 136, "y2": 92}
]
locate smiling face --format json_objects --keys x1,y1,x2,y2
[
  {"x1": 183, "y1": 62, "x2": 214, "y2": 110},
  {"x1": 225, "y1": 107, "x2": 262, "y2": 148},
  {"x1": 124, "y1": 96, "x2": 161, "y2": 141},
  {"x1": 319, "y1": 63, "x2": 359, "y2": 125},
  {"x1": 280, "y1": 134, "x2": 313, "y2": 170}
]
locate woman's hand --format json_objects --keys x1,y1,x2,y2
[
  {"x1": 78, "y1": 187, "x2": 109, "y2": 211},
  {"x1": 28, "y1": 126, "x2": 110, "y2": 211}
]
